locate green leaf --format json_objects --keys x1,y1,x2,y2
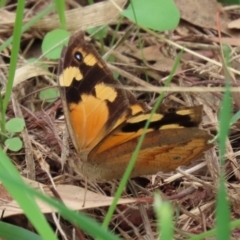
[
  {"x1": 5, "y1": 137, "x2": 23, "y2": 152},
  {"x1": 27, "y1": 58, "x2": 48, "y2": 70},
  {"x1": 6, "y1": 118, "x2": 25, "y2": 133},
  {"x1": 27, "y1": 57, "x2": 37, "y2": 63},
  {"x1": 87, "y1": 26, "x2": 108, "y2": 40},
  {"x1": 0, "y1": 221, "x2": 43, "y2": 240},
  {"x1": 39, "y1": 88, "x2": 60, "y2": 103},
  {"x1": 121, "y1": 0, "x2": 180, "y2": 31},
  {"x1": 41, "y1": 29, "x2": 70, "y2": 59}
]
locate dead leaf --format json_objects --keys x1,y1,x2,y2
[
  {"x1": 34, "y1": 0, "x2": 127, "y2": 31},
  {"x1": 0, "y1": 9, "x2": 15, "y2": 24},
  {"x1": 117, "y1": 205, "x2": 154, "y2": 230},
  {"x1": 228, "y1": 18, "x2": 240, "y2": 29},
  {"x1": 0, "y1": 178, "x2": 136, "y2": 218},
  {"x1": 131, "y1": 45, "x2": 181, "y2": 73},
  {"x1": 14, "y1": 64, "x2": 53, "y2": 89},
  {"x1": 174, "y1": 0, "x2": 229, "y2": 33},
  {"x1": 209, "y1": 37, "x2": 240, "y2": 46}
]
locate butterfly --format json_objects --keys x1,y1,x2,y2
[{"x1": 58, "y1": 31, "x2": 213, "y2": 181}]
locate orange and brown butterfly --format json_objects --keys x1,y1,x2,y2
[{"x1": 58, "y1": 31, "x2": 213, "y2": 181}]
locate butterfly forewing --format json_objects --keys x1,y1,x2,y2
[{"x1": 58, "y1": 32, "x2": 146, "y2": 155}]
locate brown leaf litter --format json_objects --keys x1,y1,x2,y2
[{"x1": 1, "y1": 0, "x2": 240, "y2": 239}]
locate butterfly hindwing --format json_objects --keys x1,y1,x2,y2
[
  {"x1": 86, "y1": 128, "x2": 212, "y2": 180},
  {"x1": 86, "y1": 105, "x2": 213, "y2": 180}
]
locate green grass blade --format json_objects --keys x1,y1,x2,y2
[
  {"x1": 0, "y1": 2, "x2": 55, "y2": 135},
  {"x1": 154, "y1": 193, "x2": 173, "y2": 240},
  {"x1": 102, "y1": 50, "x2": 183, "y2": 228},
  {"x1": 216, "y1": 178, "x2": 231, "y2": 240},
  {"x1": 0, "y1": 148, "x2": 120, "y2": 240},
  {"x1": 230, "y1": 110, "x2": 240, "y2": 126},
  {"x1": 215, "y1": 44, "x2": 232, "y2": 240},
  {"x1": 2, "y1": 1, "x2": 25, "y2": 113},
  {"x1": 54, "y1": 0, "x2": 66, "y2": 29},
  {"x1": 0, "y1": 0, "x2": 7, "y2": 8},
  {"x1": 189, "y1": 219, "x2": 240, "y2": 240},
  {"x1": 0, "y1": 148, "x2": 57, "y2": 240},
  {"x1": 216, "y1": 84, "x2": 231, "y2": 240},
  {"x1": 0, "y1": 3, "x2": 55, "y2": 53},
  {"x1": 215, "y1": 44, "x2": 231, "y2": 240}
]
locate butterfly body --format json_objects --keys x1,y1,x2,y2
[{"x1": 58, "y1": 31, "x2": 213, "y2": 181}]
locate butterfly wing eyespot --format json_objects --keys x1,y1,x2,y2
[{"x1": 74, "y1": 51, "x2": 83, "y2": 62}]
